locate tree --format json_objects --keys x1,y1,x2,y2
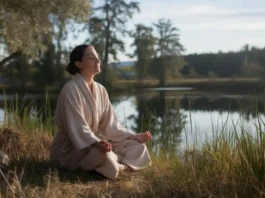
[
  {"x1": 89, "y1": 0, "x2": 140, "y2": 86},
  {"x1": 208, "y1": 71, "x2": 218, "y2": 78},
  {"x1": 33, "y1": 36, "x2": 56, "y2": 87},
  {"x1": 240, "y1": 55, "x2": 265, "y2": 77},
  {"x1": 151, "y1": 19, "x2": 185, "y2": 86},
  {"x1": 188, "y1": 67, "x2": 199, "y2": 78},
  {"x1": 14, "y1": 55, "x2": 32, "y2": 87},
  {"x1": 130, "y1": 24, "x2": 155, "y2": 80},
  {"x1": 0, "y1": 0, "x2": 91, "y2": 67}
]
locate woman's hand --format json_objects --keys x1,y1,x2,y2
[
  {"x1": 93, "y1": 140, "x2": 112, "y2": 153},
  {"x1": 130, "y1": 131, "x2": 152, "y2": 143}
]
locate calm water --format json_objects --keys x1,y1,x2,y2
[
  {"x1": 2, "y1": 88, "x2": 265, "y2": 152},
  {"x1": 112, "y1": 89, "x2": 265, "y2": 151}
]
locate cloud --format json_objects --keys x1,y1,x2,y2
[
  {"x1": 135, "y1": 4, "x2": 265, "y2": 20},
  {"x1": 132, "y1": 3, "x2": 265, "y2": 31},
  {"x1": 180, "y1": 20, "x2": 265, "y2": 31},
  {"x1": 184, "y1": 5, "x2": 233, "y2": 15},
  {"x1": 184, "y1": 5, "x2": 265, "y2": 16}
]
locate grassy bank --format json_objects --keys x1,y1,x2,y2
[
  {"x1": 0, "y1": 102, "x2": 265, "y2": 197},
  {"x1": 116, "y1": 77, "x2": 265, "y2": 93},
  {"x1": 2, "y1": 77, "x2": 265, "y2": 95}
]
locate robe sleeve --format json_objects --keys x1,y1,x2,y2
[
  {"x1": 57, "y1": 85, "x2": 100, "y2": 151},
  {"x1": 98, "y1": 88, "x2": 135, "y2": 142}
]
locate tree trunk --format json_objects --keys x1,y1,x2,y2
[
  {"x1": 0, "y1": 51, "x2": 21, "y2": 68},
  {"x1": 102, "y1": 28, "x2": 110, "y2": 86},
  {"x1": 56, "y1": 22, "x2": 64, "y2": 86},
  {"x1": 102, "y1": 1, "x2": 110, "y2": 87},
  {"x1": 159, "y1": 57, "x2": 165, "y2": 87}
]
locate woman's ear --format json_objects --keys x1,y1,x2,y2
[{"x1": 75, "y1": 61, "x2": 82, "y2": 69}]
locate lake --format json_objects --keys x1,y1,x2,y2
[{"x1": 1, "y1": 88, "x2": 265, "y2": 153}]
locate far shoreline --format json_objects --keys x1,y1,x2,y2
[{"x1": 1, "y1": 77, "x2": 264, "y2": 95}]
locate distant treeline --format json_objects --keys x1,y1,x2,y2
[{"x1": 181, "y1": 45, "x2": 265, "y2": 78}]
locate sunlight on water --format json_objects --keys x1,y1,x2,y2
[
  {"x1": 180, "y1": 110, "x2": 265, "y2": 150},
  {"x1": 0, "y1": 109, "x2": 4, "y2": 124},
  {"x1": 143, "y1": 87, "x2": 194, "y2": 91},
  {"x1": 113, "y1": 95, "x2": 265, "y2": 151},
  {"x1": 113, "y1": 96, "x2": 138, "y2": 130}
]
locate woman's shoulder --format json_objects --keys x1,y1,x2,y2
[
  {"x1": 59, "y1": 79, "x2": 79, "y2": 96},
  {"x1": 63, "y1": 79, "x2": 78, "y2": 89},
  {"x1": 94, "y1": 81, "x2": 107, "y2": 93}
]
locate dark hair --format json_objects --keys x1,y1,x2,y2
[{"x1": 66, "y1": 44, "x2": 92, "y2": 75}]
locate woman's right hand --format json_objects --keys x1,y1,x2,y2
[
  {"x1": 129, "y1": 131, "x2": 152, "y2": 143},
  {"x1": 93, "y1": 140, "x2": 112, "y2": 153}
]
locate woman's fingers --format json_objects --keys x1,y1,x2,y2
[
  {"x1": 132, "y1": 132, "x2": 152, "y2": 143},
  {"x1": 99, "y1": 141, "x2": 112, "y2": 152},
  {"x1": 105, "y1": 141, "x2": 112, "y2": 151},
  {"x1": 147, "y1": 131, "x2": 152, "y2": 140},
  {"x1": 145, "y1": 131, "x2": 152, "y2": 141},
  {"x1": 104, "y1": 143, "x2": 111, "y2": 152},
  {"x1": 106, "y1": 143, "x2": 112, "y2": 151}
]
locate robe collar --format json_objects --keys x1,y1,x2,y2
[{"x1": 72, "y1": 73, "x2": 99, "y2": 131}]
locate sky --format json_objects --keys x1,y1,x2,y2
[{"x1": 69, "y1": 0, "x2": 265, "y2": 61}]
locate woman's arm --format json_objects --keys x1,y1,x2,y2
[
  {"x1": 57, "y1": 85, "x2": 100, "y2": 150},
  {"x1": 98, "y1": 88, "x2": 152, "y2": 143}
]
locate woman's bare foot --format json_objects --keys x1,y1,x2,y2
[{"x1": 118, "y1": 163, "x2": 131, "y2": 171}]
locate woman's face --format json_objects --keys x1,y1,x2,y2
[{"x1": 76, "y1": 46, "x2": 101, "y2": 76}]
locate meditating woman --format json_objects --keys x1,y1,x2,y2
[{"x1": 50, "y1": 44, "x2": 152, "y2": 180}]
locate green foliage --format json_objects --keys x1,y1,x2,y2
[
  {"x1": 88, "y1": 0, "x2": 140, "y2": 85},
  {"x1": 188, "y1": 67, "x2": 199, "y2": 78},
  {"x1": 182, "y1": 45, "x2": 265, "y2": 78},
  {"x1": 152, "y1": 18, "x2": 185, "y2": 86},
  {"x1": 3, "y1": 93, "x2": 54, "y2": 133},
  {"x1": 2, "y1": 54, "x2": 32, "y2": 86},
  {"x1": 0, "y1": 0, "x2": 91, "y2": 59},
  {"x1": 33, "y1": 40, "x2": 56, "y2": 87},
  {"x1": 130, "y1": 24, "x2": 155, "y2": 79},
  {"x1": 241, "y1": 55, "x2": 265, "y2": 77},
  {"x1": 208, "y1": 70, "x2": 218, "y2": 78},
  {"x1": 153, "y1": 18, "x2": 184, "y2": 57}
]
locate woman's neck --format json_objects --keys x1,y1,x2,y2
[{"x1": 80, "y1": 72, "x2": 94, "y2": 86}]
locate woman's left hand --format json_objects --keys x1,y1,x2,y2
[{"x1": 130, "y1": 131, "x2": 152, "y2": 143}]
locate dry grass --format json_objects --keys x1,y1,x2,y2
[
  {"x1": 1, "y1": 114, "x2": 265, "y2": 197},
  {"x1": 0, "y1": 127, "x2": 171, "y2": 198},
  {"x1": 0, "y1": 127, "x2": 195, "y2": 198}
]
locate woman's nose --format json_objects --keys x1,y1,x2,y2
[{"x1": 95, "y1": 58, "x2": 100, "y2": 64}]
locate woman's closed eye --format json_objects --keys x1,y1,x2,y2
[{"x1": 85, "y1": 54, "x2": 101, "y2": 63}]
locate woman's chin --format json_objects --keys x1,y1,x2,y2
[
  {"x1": 90, "y1": 67, "x2": 101, "y2": 74},
  {"x1": 95, "y1": 68, "x2": 101, "y2": 74}
]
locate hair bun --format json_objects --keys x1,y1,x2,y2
[{"x1": 66, "y1": 61, "x2": 78, "y2": 75}]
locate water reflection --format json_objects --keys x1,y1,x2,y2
[
  {"x1": 1, "y1": 90, "x2": 265, "y2": 154},
  {"x1": 113, "y1": 91, "x2": 265, "y2": 153}
]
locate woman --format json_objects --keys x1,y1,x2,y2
[{"x1": 50, "y1": 44, "x2": 152, "y2": 180}]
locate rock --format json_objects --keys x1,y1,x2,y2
[{"x1": 0, "y1": 150, "x2": 10, "y2": 168}]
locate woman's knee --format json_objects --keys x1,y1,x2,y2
[
  {"x1": 95, "y1": 152, "x2": 120, "y2": 180},
  {"x1": 79, "y1": 147, "x2": 107, "y2": 170},
  {"x1": 130, "y1": 140, "x2": 147, "y2": 151}
]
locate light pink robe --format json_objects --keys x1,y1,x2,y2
[{"x1": 50, "y1": 73, "x2": 151, "y2": 180}]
